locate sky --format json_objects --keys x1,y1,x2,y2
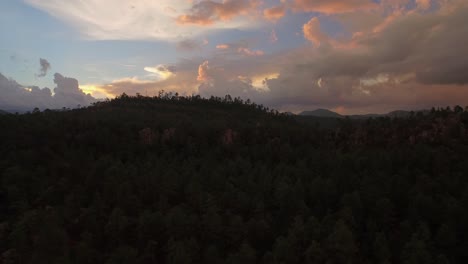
[{"x1": 1, "y1": 0, "x2": 468, "y2": 114}]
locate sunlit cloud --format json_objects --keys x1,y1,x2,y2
[
  {"x1": 8, "y1": 0, "x2": 468, "y2": 115},
  {"x1": 176, "y1": 0, "x2": 261, "y2": 26},
  {"x1": 238, "y1": 48, "x2": 264, "y2": 56},
  {"x1": 293, "y1": 0, "x2": 378, "y2": 14},
  {"x1": 416, "y1": 0, "x2": 432, "y2": 10},
  {"x1": 197, "y1": 61, "x2": 211, "y2": 82},
  {"x1": 216, "y1": 44, "x2": 230, "y2": 49},
  {"x1": 252, "y1": 72, "x2": 280, "y2": 91},
  {"x1": 360, "y1": 74, "x2": 390, "y2": 87},
  {"x1": 79, "y1": 84, "x2": 114, "y2": 98},
  {"x1": 0, "y1": 72, "x2": 97, "y2": 111},
  {"x1": 317, "y1": 78, "x2": 323, "y2": 88},
  {"x1": 215, "y1": 41, "x2": 265, "y2": 56},
  {"x1": 144, "y1": 65, "x2": 176, "y2": 80},
  {"x1": 303, "y1": 17, "x2": 330, "y2": 46},
  {"x1": 24, "y1": 0, "x2": 261, "y2": 41},
  {"x1": 263, "y1": 4, "x2": 286, "y2": 21}
]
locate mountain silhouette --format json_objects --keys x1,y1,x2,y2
[{"x1": 299, "y1": 109, "x2": 343, "y2": 118}]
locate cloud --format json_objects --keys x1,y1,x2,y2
[
  {"x1": 87, "y1": 58, "x2": 205, "y2": 98},
  {"x1": 209, "y1": 3, "x2": 468, "y2": 112},
  {"x1": 215, "y1": 41, "x2": 265, "y2": 56},
  {"x1": 216, "y1": 44, "x2": 231, "y2": 50},
  {"x1": 147, "y1": 65, "x2": 177, "y2": 74},
  {"x1": 57, "y1": 0, "x2": 468, "y2": 114},
  {"x1": 197, "y1": 61, "x2": 211, "y2": 82},
  {"x1": 270, "y1": 29, "x2": 278, "y2": 43},
  {"x1": 416, "y1": 0, "x2": 432, "y2": 10},
  {"x1": 238, "y1": 48, "x2": 265, "y2": 56},
  {"x1": 263, "y1": 4, "x2": 286, "y2": 21},
  {"x1": 176, "y1": 38, "x2": 209, "y2": 51},
  {"x1": 293, "y1": 0, "x2": 378, "y2": 14},
  {"x1": 197, "y1": 62, "x2": 262, "y2": 98},
  {"x1": 258, "y1": 3, "x2": 468, "y2": 112},
  {"x1": 144, "y1": 64, "x2": 177, "y2": 80},
  {"x1": 24, "y1": 0, "x2": 259, "y2": 41},
  {"x1": 303, "y1": 17, "x2": 330, "y2": 46},
  {"x1": 37, "y1": 58, "x2": 51, "y2": 77},
  {"x1": 53, "y1": 73, "x2": 97, "y2": 107},
  {"x1": 176, "y1": 0, "x2": 260, "y2": 26},
  {"x1": 0, "y1": 72, "x2": 97, "y2": 112}
]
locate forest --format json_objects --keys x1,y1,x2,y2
[{"x1": 1, "y1": 93, "x2": 468, "y2": 263}]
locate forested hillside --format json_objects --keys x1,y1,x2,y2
[{"x1": 1, "y1": 94, "x2": 468, "y2": 263}]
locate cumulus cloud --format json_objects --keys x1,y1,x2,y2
[
  {"x1": 0, "y1": 72, "x2": 97, "y2": 112},
  {"x1": 144, "y1": 64, "x2": 177, "y2": 80},
  {"x1": 293, "y1": 0, "x2": 377, "y2": 14},
  {"x1": 176, "y1": 0, "x2": 260, "y2": 25},
  {"x1": 215, "y1": 41, "x2": 265, "y2": 57},
  {"x1": 260, "y1": 3, "x2": 468, "y2": 112},
  {"x1": 416, "y1": 0, "x2": 432, "y2": 10},
  {"x1": 263, "y1": 4, "x2": 286, "y2": 21},
  {"x1": 216, "y1": 44, "x2": 230, "y2": 50},
  {"x1": 42, "y1": 0, "x2": 468, "y2": 114},
  {"x1": 303, "y1": 17, "x2": 330, "y2": 46},
  {"x1": 96, "y1": 59, "x2": 202, "y2": 97},
  {"x1": 37, "y1": 58, "x2": 51, "y2": 77},
  {"x1": 197, "y1": 61, "x2": 211, "y2": 82},
  {"x1": 197, "y1": 61, "x2": 262, "y2": 98},
  {"x1": 193, "y1": 3, "x2": 468, "y2": 112},
  {"x1": 239, "y1": 48, "x2": 264, "y2": 56},
  {"x1": 53, "y1": 73, "x2": 97, "y2": 107}
]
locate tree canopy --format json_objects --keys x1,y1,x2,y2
[{"x1": 1, "y1": 94, "x2": 468, "y2": 263}]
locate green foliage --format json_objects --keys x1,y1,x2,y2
[{"x1": 1, "y1": 94, "x2": 468, "y2": 263}]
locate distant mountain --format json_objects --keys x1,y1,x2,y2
[
  {"x1": 352, "y1": 110, "x2": 418, "y2": 119},
  {"x1": 387, "y1": 110, "x2": 411, "y2": 118},
  {"x1": 348, "y1": 113, "x2": 382, "y2": 119},
  {"x1": 0, "y1": 109, "x2": 9, "y2": 115},
  {"x1": 299, "y1": 109, "x2": 343, "y2": 118},
  {"x1": 299, "y1": 108, "x2": 425, "y2": 119}
]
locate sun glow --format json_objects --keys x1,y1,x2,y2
[
  {"x1": 252, "y1": 73, "x2": 280, "y2": 91},
  {"x1": 80, "y1": 85, "x2": 114, "y2": 99}
]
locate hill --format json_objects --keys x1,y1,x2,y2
[
  {"x1": 1, "y1": 94, "x2": 468, "y2": 263},
  {"x1": 299, "y1": 108, "x2": 343, "y2": 118},
  {"x1": 299, "y1": 108, "x2": 416, "y2": 119},
  {"x1": 0, "y1": 109, "x2": 9, "y2": 115}
]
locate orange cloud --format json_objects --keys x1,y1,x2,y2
[
  {"x1": 216, "y1": 44, "x2": 230, "y2": 49},
  {"x1": 303, "y1": 17, "x2": 329, "y2": 46},
  {"x1": 238, "y1": 48, "x2": 264, "y2": 56},
  {"x1": 294, "y1": 0, "x2": 377, "y2": 14},
  {"x1": 263, "y1": 5, "x2": 286, "y2": 21},
  {"x1": 177, "y1": 0, "x2": 259, "y2": 26},
  {"x1": 216, "y1": 41, "x2": 264, "y2": 56},
  {"x1": 197, "y1": 61, "x2": 211, "y2": 82},
  {"x1": 416, "y1": 0, "x2": 431, "y2": 9}
]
